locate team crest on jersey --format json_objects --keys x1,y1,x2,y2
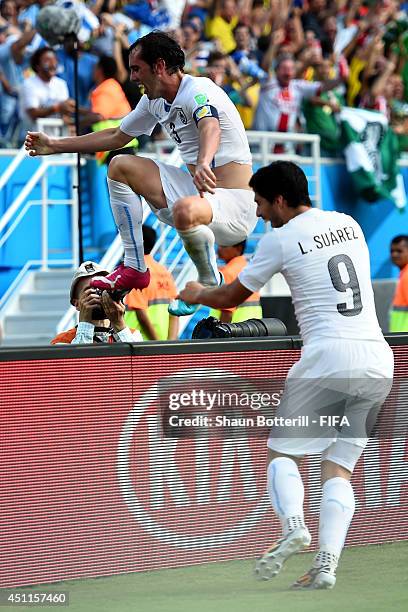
[
  {"x1": 194, "y1": 93, "x2": 207, "y2": 105},
  {"x1": 175, "y1": 107, "x2": 188, "y2": 124}
]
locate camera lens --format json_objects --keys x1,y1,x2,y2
[{"x1": 192, "y1": 317, "x2": 287, "y2": 339}]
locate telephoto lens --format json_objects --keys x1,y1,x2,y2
[{"x1": 192, "y1": 317, "x2": 287, "y2": 339}]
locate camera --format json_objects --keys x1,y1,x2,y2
[
  {"x1": 192, "y1": 317, "x2": 287, "y2": 339},
  {"x1": 91, "y1": 288, "x2": 128, "y2": 321}
]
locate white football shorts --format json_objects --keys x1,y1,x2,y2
[
  {"x1": 267, "y1": 338, "x2": 394, "y2": 471},
  {"x1": 146, "y1": 161, "x2": 258, "y2": 246}
]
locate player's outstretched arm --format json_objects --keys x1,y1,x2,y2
[
  {"x1": 179, "y1": 278, "x2": 251, "y2": 309},
  {"x1": 24, "y1": 127, "x2": 133, "y2": 157}
]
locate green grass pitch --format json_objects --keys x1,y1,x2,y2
[{"x1": 2, "y1": 541, "x2": 407, "y2": 612}]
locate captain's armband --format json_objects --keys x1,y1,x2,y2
[{"x1": 193, "y1": 105, "x2": 219, "y2": 125}]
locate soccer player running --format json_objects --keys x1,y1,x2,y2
[
  {"x1": 24, "y1": 31, "x2": 257, "y2": 316},
  {"x1": 180, "y1": 161, "x2": 394, "y2": 589}
]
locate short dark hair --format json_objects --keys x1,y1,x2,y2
[
  {"x1": 233, "y1": 22, "x2": 250, "y2": 35},
  {"x1": 207, "y1": 51, "x2": 226, "y2": 66},
  {"x1": 30, "y1": 47, "x2": 55, "y2": 73},
  {"x1": 249, "y1": 161, "x2": 312, "y2": 208},
  {"x1": 142, "y1": 225, "x2": 157, "y2": 255},
  {"x1": 275, "y1": 53, "x2": 295, "y2": 70},
  {"x1": 391, "y1": 235, "x2": 408, "y2": 247},
  {"x1": 97, "y1": 55, "x2": 117, "y2": 79},
  {"x1": 129, "y1": 31, "x2": 185, "y2": 74}
]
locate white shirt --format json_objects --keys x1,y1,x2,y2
[
  {"x1": 71, "y1": 322, "x2": 143, "y2": 344},
  {"x1": 254, "y1": 77, "x2": 320, "y2": 133},
  {"x1": 20, "y1": 74, "x2": 69, "y2": 130},
  {"x1": 239, "y1": 208, "x2": 384, "y2": 345},
  {"x1": 120, "y1": 74, "x2": 252, "y2": 167}
]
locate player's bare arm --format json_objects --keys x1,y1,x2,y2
[
  {"x1": 193, "y1": 117, "x2": 220, "y2": 197},
  {"x1": 179, "y1": 278, "x2": 251, "y2": 309},
  {"x1": 24, "y1": 127, "x2": 133, "y2": 157}
]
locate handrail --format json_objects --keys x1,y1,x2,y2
[
  {"x1": 0, "y1": 157, "x2": 76, "y2": 233},
  {"x1": 0, "y1": 147, "x2": 26, "y2": 192},
  {"x1": 0, "y1": 200, "x2": 72, "y2": 250},
  {"x1": 0, "y1": 151, "x2": 78, "y2": 324},
  {"x1": 0, "y1": 119, "x2": 67, "y2": 194}
]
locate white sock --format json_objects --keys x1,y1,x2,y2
[
  {"x1": 319, "y1": 477, "x2": 355, "y2": 558},
  {"x1": 267, "y1": 457, "x2": 305, "y2": 535},
  {"x1": 177, "y1": 225, "x2": 219, "y2": 286},
  {"x1": 107, "y1": 178, "x2": 146, "y2": 271}
]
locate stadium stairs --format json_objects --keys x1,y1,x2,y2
[{"x1": 1, "y1": 268, "x2": 75, "y2": 346}]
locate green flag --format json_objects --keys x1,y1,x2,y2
[{"x1": 340, "y1": 107, "x2": 406, "y2": 209}]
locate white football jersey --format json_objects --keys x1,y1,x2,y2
[
  {"x1": 254, "y1": 78, "x2": 320, "y2": 133},
  {"x1": 239, "y1": 208, "x2": 384, "y2": 345},
  {"x1": 120, "y1": 74, "x2": 252, "y2": 167}
]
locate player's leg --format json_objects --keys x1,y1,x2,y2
[
  {"x1": 168, "y1": 195, "x2": 223, "y2": 316},
  {"x1": 169, "y1": 188, "x2": 257, "y2": 315},
  {"x1": 292, "y1": 442, "x2": 360, "y2": 590},
  {"x1": 254, "y1": 448, "x2": 311, "y2": 580},
  {"x1": 91, "y1": 155, "x2": 168, "y2": 292},
  {"x1": 292, "y1": 341, "x2": 393, "y2": 590},
  {"x1": 172, "y1": 195, "x2": 220, "y2": 285},
  {"x1": 255, "y1": 347, "x2": 338, "y2": 581}
]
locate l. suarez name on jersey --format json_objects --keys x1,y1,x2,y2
[{"x1": 298, "y1": 225, "x2": 359, "y2": 255}]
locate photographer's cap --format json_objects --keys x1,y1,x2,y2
[{"x1": 70, "y1": 261, "x2": 109, "y2": 304}]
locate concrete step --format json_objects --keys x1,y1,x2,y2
[
  {"x1": 34, "y1": 269, "x2": 74, "y2": 291},
  {"x1": 19, "y1": 291, "x2": 68, "y2": 313},
  {"x1": 4, "y1": 311, "x2": 64, "y2": 334}
]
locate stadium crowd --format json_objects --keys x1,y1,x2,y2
[{"x1": 0, "y1": 0, "x2": 407, "y2": 155}]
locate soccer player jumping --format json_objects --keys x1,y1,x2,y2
[
  {"x1": 24, "y1": 31, "x2": 257, "y2": 316},
  {"x1": 180, "y1": 161, "x2": 394, "y2": 589}
]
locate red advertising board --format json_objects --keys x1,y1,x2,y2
[{"x1": 0, "y1": 345, "x2": 407, "y2": 587}]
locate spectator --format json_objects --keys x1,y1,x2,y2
[
  {"x1": 387, "y1": 73, "x2": 408, "y2": 152},
  {"x1": 16, "y1": 0, "x2": 40, "y2": 29},
  {"x1": 89, "y1": 55, "x2": 131, "y2": 121},
  {"x1": 301, "y1": 0, "x2": 332, "y2": 41},
  {"x1": 360, "y1": 56, "x2": 396, "y2": 115},
  {"x1": 182, "y1": 20, "x2": 209, "y2": 74},
  {"x1": 0, "y1": 0, "x2": 21, "y2": 34},
  {"x1": 20, "y1": 47, "x2": 75, "y2": 132},
  {"x1": 91, "y1": 11, "x2": 121, "y2": 58},
  {"x1": 82, "y1": 54, "x2": 138, "y2": 163},
  {"x1": 279, "y1": 6, "x2": 304, "y2": 56},
  {"x1": 230, "y1": 22, "x2": 257, "y2": 65},
  {"x1": 124, "y1": 226, "x2": 179, "y2": 341},
  {"x1": 389, "y1": 235, "x2": 408, "y2": 332},
  {"x1": 210, "y1": 240, "x2": 262, "y2": 323},
  {"x1": 56, "y1": 38, "x2": 99, "y2": 108},
  {"x1": 205, "y1": 0, "x2": 238, "y2": 53},
  {"x1": 249, "y1": 0, "x2": 274, "y2": 39},
  {"x1": 302, "y1": 58, "x2": 343, "y2": 156},
  {"x1": 206, "y1": 50, "x2": 257, "y2": 127},
  {"x1": 51, "y1": 261, "x2": 142, "y2": 344},
  {"x1": 253, "y1": 51, "x2": 342, "y2": 151},
  {"x1": 0, "y1": 21, "x2": 39, "y2": 142}
]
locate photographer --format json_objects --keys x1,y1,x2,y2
[{"x1": 51, "y1": 261, "x2": 142, "y2": 344}]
